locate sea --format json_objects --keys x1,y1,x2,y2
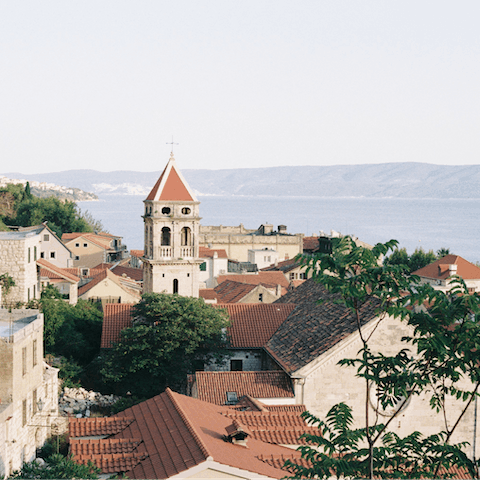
[{"x1": 77, "y1": 195, "x2": 480, "y2": 263}]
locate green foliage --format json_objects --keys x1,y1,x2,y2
[
  {"x1": 38, "y1": 433, "x2": 69, "y2": 457},
  {"x1": 385, "y1": 246, "x2": 448, "y2": 273},
  {"x1": 10, "y1": 196, "x2": 92, "y2": 237},
  {"x1": 291, "y1": 237, "x2": 480, "y2": 479},
  {"x1": 0, "y1": 272, "x2": 15, "y2": 304},
  {"x1": 110, "y1": 395, "x2": 146, "y2": 414},
  {"x1": 100, "y1": 293, "x2": 230, "y2": 397},
  {"x1": 10, "y1": 453, "x2": 100, "y2": 479},
  {"x1": 58, "y1": 357, "x2": 84, "y2": 388},
  {"x1": 40, "y1": 295, "x2": 103, "y2": 365},
  {"x1": 24, "y1": 181, "x2": 32, "y2": 197}
]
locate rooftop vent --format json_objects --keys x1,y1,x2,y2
[{"x1": 225, "y1": 420, "x2": 251, "y2": 447}]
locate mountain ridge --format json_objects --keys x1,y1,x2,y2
[{"x1": 3, "y1": 163, "x2": 480, "y2": 199}]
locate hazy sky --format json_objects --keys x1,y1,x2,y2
[{"x1": 1, "y1": 1, "x2": 479, "y2": 173}]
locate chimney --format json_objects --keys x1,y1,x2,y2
[
  {"x1": 449, "y1": 264, "x2": 458, "y2": 275},
  {"x1": 276, "y1": 284, "x2": 282, "y2": 297},
  {"x1": 278, "y1": 225, "x2": 287, "y2": 234},
  {"x1": 225, "y1": 420, "x2": 251, "y2": 447}
]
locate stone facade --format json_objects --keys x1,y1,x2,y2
[
  {"x1": 0, "y1": 308, "x2": 59, "y2": 477},
  {"x1": 0, "y1": 229, "x2": 42, "y2": 305},
  {"x1": 143, "y1": 154, "x2": 203, "y2": 297},
  {"x1": 199, "y1": 224, "x2": 303, "y2": 263}
]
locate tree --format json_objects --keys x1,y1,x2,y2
[
  {"x1": 288, "y1": 236, "x2": 480, "y2": 479},
  {"x1": 100, "y1": 293, "x2": 230, "y2": 397},
  {"x1": 0, "y1": 272, "x2": 15, "y2": 306},
  {"x1": 10, "y1": 453, "x2": 100, "y2": 479},
  {"x1": 385, "y1": 246, "x2": 444, "y2": 272}
]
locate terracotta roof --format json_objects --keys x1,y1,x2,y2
[
  {"x1": 71, "y1": 389, "x2": 296, "y2": 479},
  {"x1": 69, "y1": 417, "x2": 135, "y2": 437},
  {"x1": 223, "y1": 410, "x2": 321, "y2": 445},
  {"x1": 217, "y1": 271, "x2": 290, "y2": 289},
  {"x1": 412, "y1": 254, "x2": 480, "y2": 280},
  {"x1": 233, "y1": 395, "x2": 306, "y2": 413},
  {"x1": 302, "y1": 236, "x2": 320, "y2": 252},
  {"x1": 111, "y1": 265, "x2": 143, "y2": 282},
  {"x1": 199, "y1": 246, "x2": 228, "y2": 259},
  {"x1": 70, "y1": 438, "x2": 142, "y2": 455},
  {"x1": 75, "y1": 453, "x2": 148, "y2": 475},
  {"x1": 215, "y1": 303, "x2": 296, "y2": 348},
  {"x1": 93, "y1": 263, "x2": 113, "y2": 270},
  {"x1": 130, "y1": 249, "x2": 144, "y2": 258},
  {"x1": 267, "y1": 278, "x2": 380, "y2": 373},
  {"x1": 213, "y1": 280, "x2": 257, "y2": 303},
  {"x1": 101, "y1": 303, "x2": 135, "y2": 348},
  {"x1": 78, "y1": 269, "x2": 140, "y2": 299},
  {"x1": 261, "y1": 258, "x2": 300, "y2": 273},
  {"x1": 193, "y1": 371, "x2": 294, "y2": 405},
  {"x1": 199, "y1": 289, "x2": 218, "y2": 300},
  {"x1": 36, "y1": 258, "x2": 80, "y2": 283},
  {"x1": 146, "y1": 154, "x2": 196, "y2": 202},
  {"x1": 63, "y1": 233, "x2": 116, "y2": 251}
]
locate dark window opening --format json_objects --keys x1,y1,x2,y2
[
  {"x1": 231, "y1": 359, "x2": 243, "y2": 371},
  {"x1": 182, "y1": 207, "x2": 191, "y2": 214},
  {"x1": 181, "y1": 227, "x2": 191, "y2": 246},
  {"x1": 226, "y1": 392, "x2": 238, "y2": 405},
  {"x1": 173, "y1": 278, "x2": 179, "y2": 294},
  {"x1": 161, "y1": 227, "x2": 171, "y2": 246},
  {"x1": 162, "y1": 207, "x2": 171, "y2": 215}
]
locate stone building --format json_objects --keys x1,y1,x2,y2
[
  {"x1": 199, "y1": 223, "x2": 303, "y2": 263},
  {"x1": 0, "y1": 308, "x2": 59, "y2": 477},
  {"x1": 0, "y1": 227, "x2": 42, "y2": 305},
  {"x1": 142, "y1": 153, "x2": 203, "y2": 297}
]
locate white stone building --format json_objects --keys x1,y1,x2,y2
[{"x1": 0, "y1": 308, "x2": 59, "y2": 477}]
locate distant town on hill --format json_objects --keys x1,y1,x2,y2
[{"x1": 2, "y1": 163, "x2": 480, "y2": 199}]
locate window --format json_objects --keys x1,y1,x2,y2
[
  {"x1": 200, "y1": 262, "x2": 206, "y2": 271},
  {"x1": 289, "y1": 272, "x2": 295, "y2": 281},
  {"x1": 161, "y1": 227, "x2": 171, "y2": 246},
  {"x1": 75, "y1": 243, "x2": 80, "y2": 248},
  {"x1": 22, "y1": 399, "x2": 27, "y2": 427},
  {"x1": 187, "y1": 273, "x2": 190, "y2": 277},
  {"x1": 182, "y1": 207, "x2": 191, "y2": 215},
  {"x1": 33, "y1": 389, "x2": 37, "y2": 415},
  {"x1": 28, "y1": 288, "x2": 30, "y2": 301},
  {"x1": 43, "y1": 234, "x2": 49, "y2": 242},
  {"x1": 173, "y1": 279, "x2": 179, "y2": 294},
  {"x1": 50, "y1": 251, "x2": 56, "y2": 259},
  {"x1": 33, "y1": 285, "x2": 36, "y2": 299},
  {"x1": 22, "y1": 347, "x2": 27, "y2": 375},
  {"x1": 231, "y1": 359, "x2": 243, "y2": 371},
  {"x1": 74, "y1": 256, "x2": 80, "y2": 261},
  {"x1": 34, "y1": 246, "x2": 37, "y2": 261},
  {"x1": 258, "y1": 293, "x2": 263, "y2": 302},
  {"x1": 33, "y1": 340, "x2": 37, "y2": 367},
  {"x1": 299, "y1": 272, "x2": 306, "y2": 279},
  {"x1": 181, "y1": 227, "x2": 191, "y2": 246},
  {"x1": 40, "y1": 252, "x2": 45, "y2": 258},
  {"x1": 162, "y1": 207, "x2": 171, "y2": 214},
  {"x1": 226, "y1": 392, "x2": 238, "y2": 405},
  {"x1": 83, "y1": 243, "x2": 88, "y2": 248},
  {"x1": 28, "y1": 248, "x2": 31, "y2": 263}
]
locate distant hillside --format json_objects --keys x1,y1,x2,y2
[{"x1": 3, "y1": 163, "x2": 480, "y2": 199}]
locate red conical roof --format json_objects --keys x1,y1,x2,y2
[{"x1": 146, "y1": 153, "x2": 197, "y2": 202}]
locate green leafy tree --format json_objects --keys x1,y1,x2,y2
[
  {"x1": 385, "y1": 246, "x2": 446, "y2": 273},
  {"x1": 290, "y1": 237, "x2": 480, "y2": 479},
  {"x1": 100, "y1": 293, "x2": 230, "y2": 397},
  {"x1": 408, "y1": 247, "x2": 437, "y2": 272},
  {"x1": 10, "y1": 453, "x2": 100, "y2": 479},
  {"x1": 40, "y1": 289, "x2": 103, "y2": 365},
  {"x1": 437, "y1": 247, "x2": 451, "y2": 258},
  {"x1": 0, "y1": 272, "x2": 15, "y2": 306},
  {"x1": 24, "y1": 181, "x2": 32, "y2": 197}
]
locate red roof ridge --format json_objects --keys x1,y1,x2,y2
[
  {"x1": 165, "y1": 388, "x2": 214, "y2": 461},
  {"x1": 36, "y1": 258, "x2": 80, "y2": 283}
]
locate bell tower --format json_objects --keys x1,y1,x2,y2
[{"x1": 142, "y1": 152, "x2": 202, "y2": 297}]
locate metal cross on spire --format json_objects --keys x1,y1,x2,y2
[{"x1": 166, "y1": 136, "x2": 179, "y2": 154}]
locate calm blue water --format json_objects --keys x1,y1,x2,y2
[{"x1": 77, "y1": 195, "x2": 480, "y2": 263}]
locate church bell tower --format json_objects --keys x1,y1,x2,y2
[{"x1": 142, "y1": 152, "x2": 202, "y2": 297}]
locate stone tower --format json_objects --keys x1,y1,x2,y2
[{"x1": 142, "y1": 152, "x2": 202, "y2": 297}]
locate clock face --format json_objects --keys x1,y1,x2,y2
[{"x1": 369, "y1": 383, "x2": 409, "y2": 416}]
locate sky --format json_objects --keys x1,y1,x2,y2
[{"x1": 1, "y1": 1, "x2": 480, "y2": 174}]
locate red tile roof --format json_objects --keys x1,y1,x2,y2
[
  {"x1": 193, "y1": 371, "x2": 294, "y2": 405},
  {"x1": 130, "y1": 249, "x2": 144, "y2": 258},
  {"x1": 215, "y1": 303, "x2": 296, "y2": 348},
  {"x1": 412, "y1": 254, "x2": 480, "y2": 280},
  {"x1": 69, "y1": 417, "x2": 135, "y2": 437},
  {"x1": 101, "y1": 303, "x2": 135, "y2": 348},
  {"x1": 261, "y1": 258, "x2": 299, "y2": 273},
  {"x1": 199, "y1": 246, "x2": 228, "y2": 258},
  {"x1": 71, "y1": 389, "x2": 298, "y2": 479},
  {"x1": 37, "y1": 258, "x2": 80, "y2": 283},
  {"x1": 70, "y1": 438, "x2": 142, "y2": 455},
  {"x1": 302, "y1": 236, "x2": 320, "y2": 252},
  {"x1": 199, "y1": 289, "x2": 218, "y2": 300},
  {"x1": 111, "y1": 265, "x2": 143, "y2": 282},
  {"x1": 213, "y1": 280, "x2": 257, "y2": 303},
  {"x1": 217, "y1": 271, "x2": 290, "y2": 289},
  {"x1": 75, "y1": 453, "x2": 147, "y2": 475},
  {"x1": 78, "y1": 269, "x2": 140, "y2": 299},
  {"x1": 146, "y1": 154, "x2": 196, "y2": 202}
]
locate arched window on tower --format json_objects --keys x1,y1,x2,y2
[
  {"x1": 161, "y1": 227, "x2": 171, "y2": 246},
  {"x1": 181, "y1": 227, "x2": 192, "y2": 246},
  {"x1": 173, "y1": 278, "x2": 179, "y2": 294}
]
